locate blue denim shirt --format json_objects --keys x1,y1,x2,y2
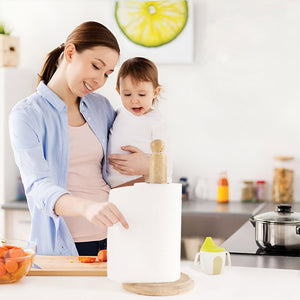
[{"x1": 9, "y1": 81, "x2": 115, "y2": 255}]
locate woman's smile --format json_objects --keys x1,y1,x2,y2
[{"x1": 83, "y1": 81, "x2": 93, "y2": 92}]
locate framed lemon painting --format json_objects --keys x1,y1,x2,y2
[{"x1": 111, "y1": 0, "x2": 194, "y2": 63}]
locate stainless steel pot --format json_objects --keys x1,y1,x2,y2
[{"x1": 250, "y1": 204, "x2": 300, "y2": 251}]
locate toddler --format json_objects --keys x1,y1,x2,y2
[{"x1": 108, "y1": 57, "x2": 171, "y2": 187}]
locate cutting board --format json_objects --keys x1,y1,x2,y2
[{"x1": 27, "y1": 256, "x2": 107, "y2": 276}]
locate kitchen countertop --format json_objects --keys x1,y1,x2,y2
[
  {"x1": 1, "y1": 201, "x2": 300, "y2": 298},
  {"x1": 1, "y1": 199, "x2": 28, "y2": 210},
  {"x1": 1, "y1": 260, "x2": 299, "y2": 299},
  {"x1": 3, "y1": 199, "x2": 300, "y2": 271}
]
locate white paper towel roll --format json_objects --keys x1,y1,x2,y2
[{"x1": 107, "y1": 183, "x2": 182, "y2": 283}]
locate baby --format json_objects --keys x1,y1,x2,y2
[{"x1": 108, "y1": 57, "x2": 171, "y2": 188}]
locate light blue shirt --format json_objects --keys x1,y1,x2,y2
[{"x1": 9, "y1": 81, "x2": 115, "y2": 255}]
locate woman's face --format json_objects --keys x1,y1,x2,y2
[
  {"x1": 65, "y1": 44, "x2": 119, "y2": 98},
  {"x1": 117, "y1": 76, "x2": 160, "y2": 116}
]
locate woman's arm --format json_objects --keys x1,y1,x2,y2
[
  {"x1": 9, "y1": 108, "x2": 68, "y2": 218},
  {"x1": 9, "y1": 103, "x2": 128, "y2": 229},
  {"x1": 108, "y1": 145, "x2": 150, "y2": 179},
  {"x1": 54, "y1": 194, "x2": 129, "y2": 228}
]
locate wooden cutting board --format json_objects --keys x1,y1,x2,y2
[{"x1": 27, "y1": 255, "x2": 107, "y2": 276}]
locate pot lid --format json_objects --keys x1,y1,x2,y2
[{"x1": 252, "y1": 204, "x2": 300, "y2": 224}]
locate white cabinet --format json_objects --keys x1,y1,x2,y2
[
  {"x1": 5, "y1": 210, "x2": 31, "y2": 240},
  {"x1": 0, "y1": 68, "x2": 35, "y2": 238}
]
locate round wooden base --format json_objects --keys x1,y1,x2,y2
[{"x1": 122, "y1": 272, "x2": 194, "y2": 296}]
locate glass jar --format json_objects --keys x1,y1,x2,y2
[
  {"x1": 180, "y1": 177, "x2": 189, "y2": 201},
  {"x1": 256, "y1": 180, "x2": 266, "y2": 202},
  {"x1": 241, "y1": 180, "x2": 256, "y2": 202},
  {"x1": 272, "y1": 156, "x2": 294, "y2": 203}
]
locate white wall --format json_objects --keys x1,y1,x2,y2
[{"x1": 1, "y1": 0, "x2": 300, "y2": 201}]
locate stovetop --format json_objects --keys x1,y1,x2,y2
[
  {"x1": 255, "y1": 248, "x2": 300, "y2": 256},
  {"x1": 221, "y1": 203, "x2": 300, "y2": 258},
  {"x1": 220, "y1": 203, "x2": 300, "y2": 269}
]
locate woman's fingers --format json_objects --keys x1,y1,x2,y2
[
  {"x1": 108, "y1": 145, "x2": 149, "y2": 176},
  {"x1": 108, "y1": 145, "x2": 141, "y2": 162},
  {"x1": 109, "y1": 158, "x2": 135, "y2": 175},
  {"x1": 109, "y1": 161, "x2": 134, "y2": 175},
  {"x1": 120, "y1": 145, "x2": 142, "y2": 153},
  {"x1": 98, "y1": 203, "x2": 129, "y2": 229},
  {"x1": 92, "y1": 216, "x2": 108, "y2": 228},
  {"x1": 86, "y1": 202, "x2": 129, "y2": 229},
  {"x1": 109, "y1": 203, "x2": 129, "y2": 229},
  {"x1": 104, "y1": 208, "x2": 119, "y2": 225}
]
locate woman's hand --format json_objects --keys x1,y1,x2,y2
[
  {"x1": 108, "y1": 145, "x2": 150, "y2": 177},
  {"x1": 84, "y1": 201, "x2": 129, "y2": 229},
  {"x1": 55, "y1": 194, "x2": 129, "y2": 229}
]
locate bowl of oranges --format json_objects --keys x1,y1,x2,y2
[{"x1": 0, "y1": 239, "x2": 36, "y2": 283}]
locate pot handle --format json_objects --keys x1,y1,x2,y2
[
  {"x1": 277, "y1": 204, "x2": 292, "y2": 213},
  {"x1": 296, "y1": 226, "x2": 300, "y2": 235},
  {"x1": 249, "y1": 217, "x2": 256, "y2": 227}
]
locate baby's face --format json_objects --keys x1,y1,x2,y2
[{"x1": 117, "y1": 76, "x2": 160, "y2": 116}]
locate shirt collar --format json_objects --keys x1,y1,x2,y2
[{"x1": 37, "y1": 81, "x2": 67, "y2": 113}]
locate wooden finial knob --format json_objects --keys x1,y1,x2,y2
[
  {"x1": 150, "y1": 139, "x2": 167, "y2": 184},
  {"x1": 150, "y1": 139, "x2": 165, "y2": 154}
]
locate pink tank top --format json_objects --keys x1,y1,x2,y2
[{"x1": 64, "y1": 122, "x2": 110, "y2": 242}]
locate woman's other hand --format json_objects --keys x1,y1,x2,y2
[
  {"x1": 84, "y1": 201, "x2": 129, "y2": 229},
  {"x1": 55, "y1": 194, "x2": 129, "y2": 229},
  {"x1": 108, "y1": 145, "x2": 149, "y2": 177}
]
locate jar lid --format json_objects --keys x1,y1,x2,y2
[
  {"x1": 251, "y1": 204, "x2": 300, "y2": 224},
  {"x1": 243, "y1": 180, "x2": 254, "y2": 184},
  {"x1": 256, "y1": 180, "x2": 266, "y2": 184},
  {"x1": 273, "y1": 156, "x2": 294, "y2": 161}
]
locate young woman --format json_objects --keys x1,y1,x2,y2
[{"x1": 9, "y1": 21, "x2": 149, "y2": 256}]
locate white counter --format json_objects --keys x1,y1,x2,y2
[{"x1": 1, "y1": 261, "x2": 299, "y2": 299}]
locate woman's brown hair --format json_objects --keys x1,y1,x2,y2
[{"x1": 38, "y1": 21, "x2": 120, "y2": 85}]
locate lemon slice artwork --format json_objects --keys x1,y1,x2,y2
[{"x1": 115, "y1": 0, "x2": 189, "y2": 47}]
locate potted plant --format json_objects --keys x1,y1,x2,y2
[{"x1": 0, "y1": 23, "x2": 19, "y2": 67}]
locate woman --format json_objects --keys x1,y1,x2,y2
[{"x1": 9, "y1": 21, "x2": 149, "y2": 256}]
